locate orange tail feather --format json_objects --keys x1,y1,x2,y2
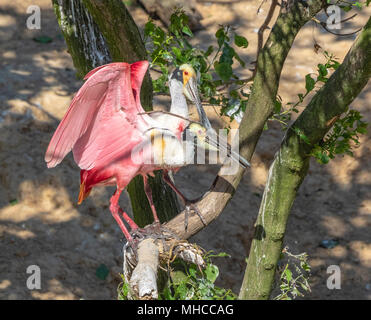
[{"x1": 77, "y1": 170, "x2": 91, "y2": 204}]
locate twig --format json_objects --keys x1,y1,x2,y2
[
  {"x1": 150, "y1": 67, "x2": 164, "y2": 74},
  {"x1": 312, "y1": 17, "x2": 362, "y2": 37},
  {"x1": 216, "y1": 77, "x2": 254, "y2": 91},
  {"x1": 322, "y1": 25, "x2": 362, "y2": 37},
  {"x1": 257, "y1": 0, "x2": 267, "y2": 14},
  {"x1": 340, "y1": 13, "x2": 358, "y2": 24}
]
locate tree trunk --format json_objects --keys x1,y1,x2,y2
[
  {"x1": 239, "y1": 17, "x2": 371, "y2": 300},
  {"x1": 51, "y1": 0, "x2": 179, "y2": 226}
]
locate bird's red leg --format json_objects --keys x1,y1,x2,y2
[
  {"x1": 162, "y1": 170, "x2": 188, "y2": 203},
  {"x1": 142, "y1": 175, "x2": 160, "y2": 224},
  {"x1": 118, "y1": 208, "x2": 139, "y2": 231},
  {"x1": 109, "y1": 189, "x2": 138, "y2": 241},
  {"x1": 162, "y1": 170, "x2": 206, "y2": 228}
]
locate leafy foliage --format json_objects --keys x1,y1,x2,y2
[
  {"x1": 274, "y1": 247, "x2": 311, "y2": 300},
  {"x1": 311, "y1": 109, "x2": 368, "y2": 164},
  {"x1": 144, "y1": 9, "x2": 250, "y2": 123},
  {"x1": 326, "y1": 0, "x2": 370, "y2": 12},
  {"x1": 117, "y1": 274, "x2": 131, "y2": 300},
  {"x1": 270, "y1": 50, "x2": 367, "y2": 164},
  {"x1": 271, "y1": 51, "x2": 340, "y2": 128},
  {"x1": 116, "y1": 251, "x2": 235, "y2": 300},
  {"x1": 160, "y1": 251, "x2": 236, "y2": 300}
]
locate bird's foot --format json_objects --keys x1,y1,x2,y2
[
  {"x1": 184, "y1": 198, "x2": 206, "y2": 231},
  {"x1": 128, "y1": 221, "x2": 177, "y2": 249}
]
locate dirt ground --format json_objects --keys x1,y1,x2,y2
[{"x1": 0, "y1": 0, "x2": 370, "y2": 300}]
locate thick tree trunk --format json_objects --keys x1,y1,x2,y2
[
  {"x1": 239, "y1": 17, "x2": 371, "y2": 300},
  {"x1": 51, "y1": 0, "x2": 179, "y2": 226}
]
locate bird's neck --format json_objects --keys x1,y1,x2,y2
[{"x1": 169, "y1": 86, "x2": 189, "y2": 119}]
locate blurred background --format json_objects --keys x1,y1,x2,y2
[{"x1": 0, "y1": 0, "x2": 370, "y2": 299}]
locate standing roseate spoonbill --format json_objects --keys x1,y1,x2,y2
[
  {"x1": 45, "y1": 61, "x2": 250, "y2": 242},
  {"x1": 45, "y1": 61, "x2": 215, "y2": 242}
]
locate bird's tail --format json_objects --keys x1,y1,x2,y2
[{"x1": 78, "y1": 170, "x2": 92, "y2": 204}]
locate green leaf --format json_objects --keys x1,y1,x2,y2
[
  {"x1": 339, "y1": 5, "x2": 352, "y2": 12},
  {"x1": 219, "y1": 44, "x2": 235, "y2": 65},
  {"x1": 95, "y1": 264, "x2": 109, "y2": 280},
  {"x1": 215, "y1": 28, "x2": 225, "y2": 39},
  {"x1": 274, "y1": 99, "x2": 282, "y2": 114},
  {"x1": 204, "y1": 45, "x2": 214, "y2": 57},
  {"x1": 210, "y1": 252, "x2": 230, "y2": 258},
  {"x1": 318, "y1": 64, "x2": 328, "y2": 77},
  {"x1": 215, "y1": 28, "x2": 225, "y2": 47},
  {"x1": 188, "y1": 265, "x2": 198, "y2": 278},
  {"x1": 118, "y1": 275, "x2": 130, "y2": 300},
  {"x1": 319, "y1": 152, "x2": 330, "y2": 164},
  {"x1": 215, "y1": 62, "x2": 233, "y2": 82},
  {"x1": 234, "y1": 35, "x2": 248, "y2": 48},
  {"x1": 182, "y1": 25, "x2": 193, "y2": 37},
  {"x1": 163, "y1": 52, "x2": 174, "y2": 62},
  {"x1": 171, "y1": 46, "x2": 182, "y2": 59},
  {"x1": 9, "y1": 199, "x2": 18, "y2": 206},
  {"x1": 285, "y1": 268, "x2": 292, "y2": 282},
  {"x1": 162, "y1": 285, "x2": 175, "y2": 300},
  {"x1": 144, "y1": 21, "x2": 155, "y2": 36},
  {"x1": 33, "y1": 36, "x2": 53, "y2": 43},
  {"x1": 294, "y1": 127, "x2": 311, "y2": 145},
  {"x1": 305, "y1": 74, "x2": 315, "y2": 92},
  {"x1": 175, "y1": 282, "x2": 188, "y2": 300},
  {"x1": 353, "y1": 2, "x2": 363, "y2": 9},
  {"x1": 204, "y1": 264, "x2": 219, "y2": 283}
]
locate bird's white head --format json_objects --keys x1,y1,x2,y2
[{"x1": 169, "y1": 64, "x2": 212, "y2": 129}]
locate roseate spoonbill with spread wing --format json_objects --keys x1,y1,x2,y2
[
  {"x1": 45, "y1": 61, "x2": 249, "y2": 242},
  {"x1": 45, "y1": 61, "x2": 214, "y2": 241}
]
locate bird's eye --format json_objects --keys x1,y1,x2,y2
[{"x1": 184, "y1": 71, "x2": 189, "y2": 76}]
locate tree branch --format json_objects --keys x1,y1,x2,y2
[
  {"x1": 123, "y1": 226, "x2": 205, "y2": 299},
  {"x1": 164, "y1": 0, "x2": 326, "y2": 240},
  {"x1": 239, "y1": 16, "x2": 371, "y2": 300}
]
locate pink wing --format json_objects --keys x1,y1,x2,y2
[{"x1": 45, "y1": 61, "x2": 151, "y2": 170}]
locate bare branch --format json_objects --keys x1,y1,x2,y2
[{"x1": 312, "y1": 16, "x2": 362, "y2": 37}]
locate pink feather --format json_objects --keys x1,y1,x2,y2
[{"x1": 45, "y1": 61, "x2": 151, "y2": 170}]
